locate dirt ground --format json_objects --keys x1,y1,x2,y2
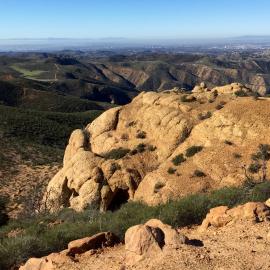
[{"x1": 55, "y1": 219, "x2": 270, "y2": 270}]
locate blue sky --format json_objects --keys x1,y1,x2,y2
[{"x1": 0, "y1": 0, "x2": 269, "y2": 39}]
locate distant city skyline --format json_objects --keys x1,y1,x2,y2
[{"x1": 0, "y1": 0, "x2": 270, "y2": 39}]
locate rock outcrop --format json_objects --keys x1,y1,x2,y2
[
  {"x1": 67, "y1": 232, "x2": 120, "y2": 257},
  {"x1": 45, "y1": 84, "x2": 270, "y2": 211},
  {"x1": 200, "y1": 202, "x2": 270, "y2": 231},
  {"x1": 125, "y1": 219, "x2": 188, "y2": 265}
]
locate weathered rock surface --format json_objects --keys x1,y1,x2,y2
[
  {"x1": 45, "y1": 85, "x2": 270, "y2": 211},
  {"x1": 125, "y1": 219, "x2": 188, "y2": 265},
  {"x1": 67, "y1": 232, "x2": 120, "y2": 257},
  {"x1": 19, "y1": 252, "x2": 72, "y2": 270},
  {"x1": 200, "y1": 202, "x2": 270, "y2": 231}
]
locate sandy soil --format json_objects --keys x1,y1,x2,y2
[{"x1": 55, "y1": 219, "x2": 270, "y2": 270}]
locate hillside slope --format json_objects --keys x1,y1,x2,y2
[{"x1": 45, "y1": 83, "x2": 270, "y2": 212}]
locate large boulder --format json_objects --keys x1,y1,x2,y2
[{"x1": 125, "y1": 219, "x2": 188, "y2": 265}]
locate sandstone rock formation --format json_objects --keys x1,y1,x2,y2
[
  {"x1": 125, "y1": 219, "x2": 188, "y2": 265},
  {"x1": 67, "y1": 232, "x2": 120, "y2": 257},
  {"x1": 200, "y1": 202, "x2": 270, "y2": 231},
  {"x1": 45, "y1": 84, "x2": 270, "y2": 211},
  {"x1": 19, "y1": 252, "x2": 73, "y2": 270}
]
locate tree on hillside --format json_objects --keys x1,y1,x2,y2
[{"x1": 244, "y1": 144, "x2": 270, "y2": 184}]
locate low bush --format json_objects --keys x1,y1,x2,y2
[
  {"x1": 167, "y1": 167, "x2": 176, "y2": 174},
  {"x1": 233, "y1": 153, "x2": 242, "y2": 159},
  {"x1": 172, "y1": 154, "x2": 186, "y2": 166},
  {"x1": 154, "y1": 182, "x2": 165, "y2": 193},
  {"x1": 2, "y1": 182, "x2": 270, "y2": 269},
  {"x1": 103, "y1": 148, "x2": 130, "y2": 160},
  {"x1": 235, "y1": 90, "x2": 248, "y2": 97},
  {"x1": 198, "y1": 111, "x2": 212, "y2": 120},
  {"x1": 224, "y1": 140, "x2": 233, "y2": 146},
  {"x1": 193, "y1": 170, "x2": 206, "y2": 177},
  {"x1": 215, "y1": 104, "x2": 224, "y2": 110},
  {"x1": 181, "y1": 95, "x2": 196, "y2": 103},
  {"x1": 185, "y1": 146, "x2": 203, "y2": 157},
  {"x1": 136, "y1": 131, "x2": 146, "y2": 139}
]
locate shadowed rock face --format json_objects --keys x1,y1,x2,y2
[{"x1": 45, "y1": 84, "x2": 270, "y2": 211}]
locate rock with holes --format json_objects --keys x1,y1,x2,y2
[
  {"x1": 200, "y1": 202, "x2": 270, "y2": 231},
  {"x1": 125, "y1": 219, "x2": 188, "y2": 265},
  {"x1": 67, "y1": 232, "x2": 120, "y2": 257}
]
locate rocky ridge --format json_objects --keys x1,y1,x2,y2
[{"x1": 45, "y1": 83, "x2": 270, "y2": 212}]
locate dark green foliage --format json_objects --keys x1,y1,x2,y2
[
  {"x1": 103, "y1": 148, "x2": 130, "y2": 160},
  {"x1": 235, "y1": 90, "x2": 248, "y2": 97},
  {"x1": 110, "y1": 163, "x2": 121, "y2": 174},
  {"x1": 215, "y1": 104, "x2": 224, "y2": 110},
  {"x1": 248, "y1": 163, "x2": 261, "y2": 174},
  {"x1": 248, "y1": 144, "x2": 270, "y2": 181},
  {"x1": 1, "y1": 183, "x2": 270, "y2": 269},
  {"x1": 185, "y1": 145, "x2": 203, "y2": 157},
  {"x1": 154, "y1": 182, "x2": 165, "y2": 193},
  {"x1": 167, "y1": 167, "x2": 176, "y2": 174},
  {"x1": 147, "y1": 145, "x2": 157, "y2": 152},
  {"x1": 233, "y1": 153, "x2": 242, "y2": 159},
  {"x1": 172, "y1": 154, "x2": 186, "y2": 166},
  {"x1": 136, "y1": 143, "x2": 146, "y2": 153},
  {"x1": 136, "y1": 131, "x2": 146, "y2": 139},
  {"x1": 0, "y1": 105, "x2": 102, "y2": 148},
  {"x1": 130, "y1": 144, "x2": 155, "y2": 155},
  {"x1": 224, "y1": 140, "x2": 233, "y2": 146},
  {"x1": 0, "y1": 196, "x2": 8, "y2": 226},
  {"x1": 252, "y1": 144, "x2": 270, "y2": 162},
  {"x1": 193, "y1": 170, "x2": 206, "y2": 177},
  {"x1": 0, "y1": 81, "x2": 23, "y2": 106},
  {"x1": 198, "y1": 111, "x2": 212, "y2": 120},
  {"x1": 180, "y1": 95, "x2": 196, "y2": 102}
]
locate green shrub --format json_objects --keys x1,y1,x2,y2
[
  {"x1": 233, "y1": 153, "x2": 242, "y2": 159},
  {"x1": 185, "y1": 146, "x2": 203, "y2": 157},
  {"x1": 248, "y1": 163, "x2": 261, "y2": 174},
  {"x1": 136, "y1": 143, "x2": 146, "y2": 153},
  {"x1": 167, "y1": 167, "x2": 176, "y2": 174},
  {"x1": 148, "y1": 145, "x2": 157, "y2": 152},
  {"x1": 1, "y1": 183, "x2": 270, "y2": 269},
  {"x1": 181, "y1": 95, "x2": 196, "y2": 102},
  {"x1": 136, "y1": 131, "x2": 146, "y2": 139},
  {"x1": 154, "y1": 182, "x2": 165, "y2": 193},
  {"x1": 198, "y1": 111, "x2": 212, "y2": 120},
  {"x1": 193, "y1": 170, "x2": 206, "y2": 177},
  {"x1": 103, "y1": 148, "x2": 130, "y2": 160},
  {"x1": 172, "y1": 154, "x2": 186, "y2": 166},
  {"x1": 235, "y1": 90, "x2": 248, "y2": 97},
  {"x1": 215, "y1": 104, "x2": 224, "y2": 110},
  {"x1": 224, "y1": 140, "x2": 233, "y2": 146},
  {"x1": 0, "y1": 196, "x2": 8, "y2": 226}
]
